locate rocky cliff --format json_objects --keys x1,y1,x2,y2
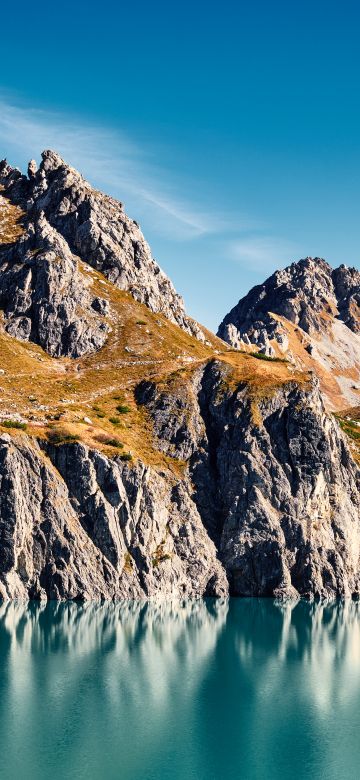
[
  {"x1": 218, "y1": 257, "x2": 360, "y2": 409},
  {"x1": 0, "y1": 155, "x2": 359, "y2": 602},
  {"x1": 0, "y1": 431, "x2": 226, "y2": 601},
  {"x1": 1, "y1": 364, "x2": 359, "y2": 602},
  {"x1": 136, "y1": 363, "x2": 360, "y2": 600}
]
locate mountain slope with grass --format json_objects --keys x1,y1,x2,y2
[{"x1": 0, "y1": 153, "x2": 359, "y2": 602}]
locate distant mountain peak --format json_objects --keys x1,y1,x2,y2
[{"x1": 218, "y1": 255, "x2": 360, "y2": 409}]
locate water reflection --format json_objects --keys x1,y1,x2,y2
[{"x1": 0, "y1": 599, "x2": 359, "y2": 779}]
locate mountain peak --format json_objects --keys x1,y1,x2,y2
[
  {"x1": 0, "y1": 150, "x2": 205, "y2": 355},
  {"x1": 218, "y1": 255, "x2": 360, "y2": 409},
  {"x1": 40, "y1": 148, "x2": 66, "y2": 170}
]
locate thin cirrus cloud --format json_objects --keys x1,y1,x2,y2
[
  {"x1": 229, "y1": 236, "x2": 301, "y2": 276},
  {"x1": 0, "y1": 96, "x2": 244, "y2": 241}
]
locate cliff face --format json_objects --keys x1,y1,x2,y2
[
  {"x1": 0, "y1": 431, "x2": 227, "y2": 601},
  {"x1": 1, "y1": 365, "x2": 359, "y2": 602},
  {"x1": 0, "y1": 209, "x2": 109, "y2": 357},
  {"x1": 136, "y1": 363, "x2": 360, "y2": 600},
  {"x1": 217, "y1": 257, "x2": 360, "y2": 409},
  {"x1": 0, "y1": 154, "x2": 359, "y2": 602}
]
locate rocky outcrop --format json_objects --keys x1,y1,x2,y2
[
  {"x1": 0, "y1": 151, "x2": 204, "y2": 345},
  {"x1": 0, "y1": 432, "x2": 227, "y2": 601},
  {"x1": 217, "y1": 257, "x2": 360, "y2": 408},
  {"x1": 218, "y1": 257, "x2": 360, "y2": 344},
  {"x1": 0, "y1": 359, "x2": 359, "y2": 603},
  {"x1": 136, "y1": 362, "x2": 360, "y2": 600},
  {"x1": 332, "y1": 264, "x2": 360, "y2": 334},
  {"x1": 0, "y1": 210, "x2": 109, "y2": 357}
]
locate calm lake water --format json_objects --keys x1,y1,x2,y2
[{"x1": 0, "y1": 599, "x2": 359, "y2": 780}]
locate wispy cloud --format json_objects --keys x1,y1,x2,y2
[
  {"x1": 229, "y1": 235, "x2": 300, "y2": 275},
  {"x1": 0, "y1": 97, "x2": 240, "y2": 241}
]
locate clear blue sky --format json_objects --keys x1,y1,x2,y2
[{"x1": 1, "y1": 0, "x2": 359, "y2": 330}]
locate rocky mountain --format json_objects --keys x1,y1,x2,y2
[
  {"x1": 0, "y1": 154, "x2": 359, "y2": 602},
  {"x1": 218, "y1": 257, "x2": 360, "y2": 409},
  {"x1": 0, "y1": 150, "x2": 204, "y2": 352}
]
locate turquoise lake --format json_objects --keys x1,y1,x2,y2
[{"x1": 0, "y1": 599, "x2": 359, "y2": 779}]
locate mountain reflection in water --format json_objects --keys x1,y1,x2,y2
[{"x1": 0, "y1": 599, "x2": 359, "y2": 780}]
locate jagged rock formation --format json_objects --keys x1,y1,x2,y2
[
  {"x1": 0, "y1": 151, "x2": 204, "y2": 350},
  {"x1": 0, "y1": 154, "x2": 359, "y2": 602},
  {"x1": 218, "y1": 257, "x2": 360, "y2": 409},
  {"x1": 0, "y1": 432, "x2": 226, "y2": 600},
  {"x1": 0, "y1": 210, "x2": 109, "y2": 357}
]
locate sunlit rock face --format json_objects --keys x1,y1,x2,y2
[
  {"x1": 218, "y1": 257, "x2": 360, "y2": 409},
  {"x1": 137, "y1": 362, "x2": 360, "y2": 600},
  {"x1": 0, "y1": 434, "x2": 227, "y2": 602},
  {"x1": 0, "y1": 210, "x2": 109, "y2": 357}
]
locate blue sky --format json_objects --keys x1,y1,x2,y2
[{"x1": 1, "y1": 0, "x2": 359, "y2": 330}]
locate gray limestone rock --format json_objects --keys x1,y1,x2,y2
[
  {"x1": 0, "y1": 434, "x2": 227, "y2": 601},
  {"x1": 0, "y1": 211, "x2": 109, "y2": 357}
]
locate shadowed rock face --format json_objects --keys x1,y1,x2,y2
[
  {"x1": 136, "y1": 362, "x2": 360, "y2": 600},
  {"x1": 0, "y1": 151, "x2": 204, "y2": 351}
]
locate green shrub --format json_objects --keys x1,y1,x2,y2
[
  {"x1": 47, "y1": 429, "x2": 80, "y2": 445},
  {"x1": 1, "y1": 419, "x2": 27, "y2": 430},
  {"x1": 339, "y1": 419, "x2": 360, "y2": 441},
  {"x1": 119, "y1": 451, "x2": 132, "y2": 462},
  {"x1": 105, "y1": 438, "x2": 124, "y2": 448},
  {"x1": 116, "y1": 404, "x2": 130, "y2": 414},
  {"x1": 95, "y1": 434, "x2": 124, "y2": 448},
  {"x1": 136, "y1": 320, "x2": 146, "y2": 325},
  {"x1": 109, "y1": 416, "x2": 121, "y2": 426},
  {"x1": 252, "y1": 352, "x2": 287, "y2": 363}
]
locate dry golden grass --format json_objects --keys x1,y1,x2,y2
[
  {"x1": 0, "y1": 190, "x2": 25, "y2": 244},
  {"x1": 336, "y1": 406, "x2": 360, "y2": 464}
]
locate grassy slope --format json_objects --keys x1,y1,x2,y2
[
  {"x1": 335, "y1": 407, "x2": 360, "y2": 464},
  {"x1": 0, "y1": 195, "x2": 313, "y2": 469}
]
